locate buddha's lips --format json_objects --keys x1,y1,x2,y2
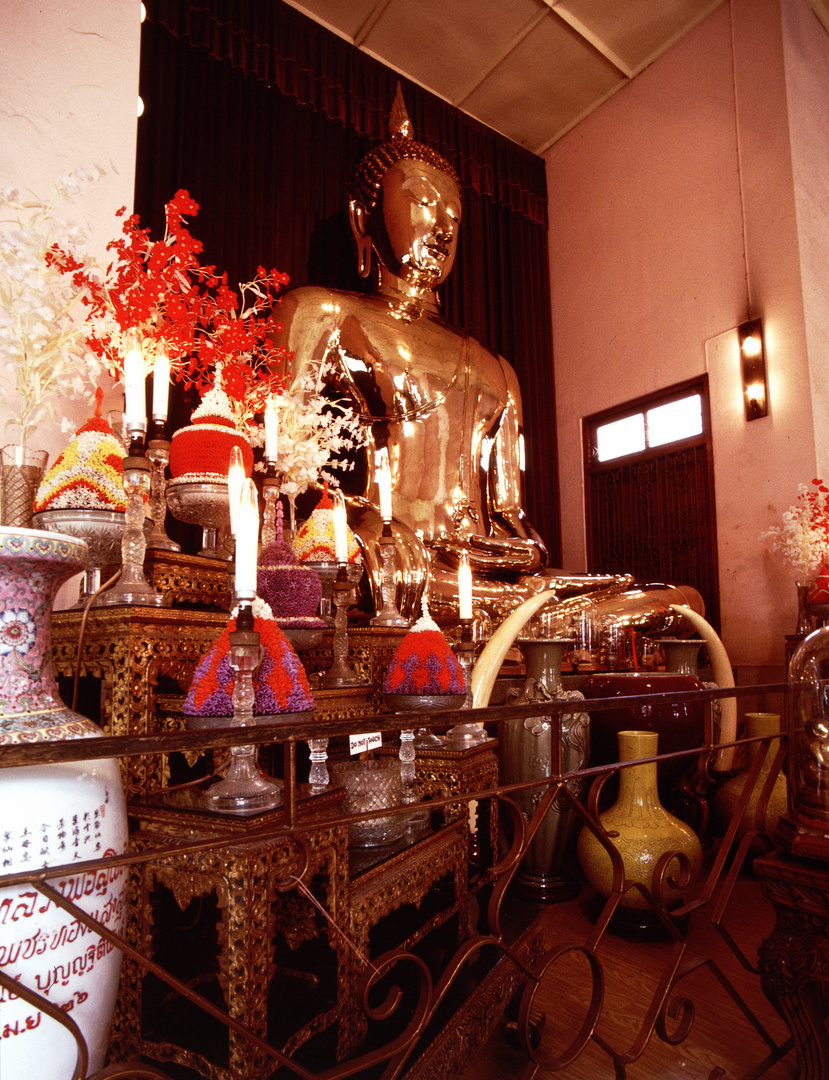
[{"x1": 424, "y1": 240, "x2": 449, "y2": 259}]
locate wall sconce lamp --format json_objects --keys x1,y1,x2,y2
[{"x1": 739, "y1": 318, "x2": 768, "y2": 421}]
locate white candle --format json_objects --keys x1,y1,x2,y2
[
  {"x1": 151, "y1": 351, "x2": 170, "y2": 421},
  {"x1": 234, "y1": 479, "x2": 259, "y2": 597},
  {"x1": 333, "y1": 492, "x2": 348, "y2": 563},
  {"x1": 124, "y1": 340, "x2": 146, "y2": 431},
  {"x1": 264, "y1": 395, "x2": 279, "y2": 462},
  {"x1": 376, "y1": 449, "x2": 392, "y2": 522},
  {"x1": 458, "y1": 551, "x2": 472, "y2": 621},
  {"x1": 227, "y1": 446, "x2": 246, "y2": 537}
]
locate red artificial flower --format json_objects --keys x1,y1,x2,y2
[{"x1": 51, "y1": 188, "x2": 292, "y2": 434}]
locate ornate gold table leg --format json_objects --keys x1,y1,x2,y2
[{"x1": 755, "y1": 849, "x2": 829, "y2": 1080}]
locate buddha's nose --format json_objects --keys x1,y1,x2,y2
[{"x1": 434, "y1": 213, "x2": 454, "y2": 241}]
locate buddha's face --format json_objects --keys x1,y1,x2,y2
[{"x1": 371, "y1": 159, "x2": 461, "y2": 290}]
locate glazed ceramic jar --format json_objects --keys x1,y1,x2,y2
[
  {"x1": 577, "y1": 730, "x2": 702, "y2": 912},
  {"x1": 0, "y1": 527, "x2": 128, "y2": 1080}
]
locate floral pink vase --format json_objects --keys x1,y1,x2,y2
[{"x1": 0, "y1": 528, "x2": 128, "y2": 1079}]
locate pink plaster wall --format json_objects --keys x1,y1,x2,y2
[
  {"x1": 781, "y1": 0, "x2": 829, "y2": 475},
  {"x1": 0, "y1": 0, "x2": 140, "y2": 462},
  {"x1": 0, "y1": 0, "x2": 140, "y2": 607},
  {"x1": 545, "y1": 0, "x2": 826, "y2": 672}
]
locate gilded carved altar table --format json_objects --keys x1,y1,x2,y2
[
  {"x1": 51, "y1": 607, "x2": 228, "y2": 797},
  {"x1": 112, "y1": 787, "x2": 350, "y2": 1080},
  {"x1": 49, "y1": 608, "x2": 390, "y2": 799},
  {"x1": 755, "y1": 848, "x2": 829, "y2": 1080}
]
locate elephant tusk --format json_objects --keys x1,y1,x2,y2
[
  {"x1": 670, "y1": 604, "x2": 736, "y2": 771},
  {"x1": 471, "y1": 591, "x2": 557, "y2": 708}
]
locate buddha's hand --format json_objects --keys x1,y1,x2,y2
[{"x1": 430, "y1": 532, "x2": 544, "y2": 575}]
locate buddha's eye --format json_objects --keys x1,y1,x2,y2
[
  {"x1": 407, "y1": 188, "x2": 433, "y2": 207},
  {"x1": 402, "y1": 177, "x2": 439, "y2": 208}
]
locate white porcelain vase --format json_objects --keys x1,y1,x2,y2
[{"x1": 0, "y1": 528, "x2": 128, "y2": 1079}]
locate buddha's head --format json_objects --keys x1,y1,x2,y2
[{"x1": 349, "y1": 87, "x2": 461, "y2": 291}]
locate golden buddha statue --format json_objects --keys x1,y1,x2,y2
[{"x1": 276, "y1": 89, "x2": 629, "y2": 622}]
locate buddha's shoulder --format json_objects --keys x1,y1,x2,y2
[{"x1": 281, "y1": 285, "x2": 374, "y2": 316}]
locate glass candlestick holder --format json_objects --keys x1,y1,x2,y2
[
  {"x1": 315, "y1": 560, "x2": 364, "y2": 626},
  {"x1": 262, "y1": 467, "x2": 280, "y2": 548},
  {"x1": 204, "y1": 603, "x2": 283, "y2": 815},
  {"x1": 371, "y1": 522, "x2": 409, "y2": 627},
  {"x1": 307, "y1": 737, "x2": 330, "y2": 793},
  {"x1": 399, "y1": 727, "x2": 416, "y2": 802},
  {"x1": 146, "y1": 428, "x2": 180, "y2": 552},
  {"x1": 315, "y1": 563, "x2": 362, "y2": 687},
  {"x1": 98, "y1": 447, "x2": 165, "y2": 607},
  {"x1": 445, "y1": 618, "x2": 487, "y2": 747}
]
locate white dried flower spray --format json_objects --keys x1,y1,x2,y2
[
  {"x1": 759, "y1": 478, "x2": 829, "y2": 578},
  {"x1": 262, "y1": 353, "x2": 365, "y2": 499},
  {"x1": 0, "y1": 170, "x2": 112, "y2": 445}
]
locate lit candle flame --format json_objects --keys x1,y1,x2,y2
[
  {"x1": 264, "y1": 395, "x2": 279, "y2": 463},
  {"x1": 333, "y1": 491, "x2": 348, "y2": 564},
  {"x1": 376, "y1": 448, "x2": 392, "y2": 522},
  {"x1": 234, "y1": 478, "x2": 259, "y2": 598},
  {"x1": 124, "y1": 338, "x2": 146, "y2": 432},
  {"x1": 458, "y1": 551, "x2": 472, "y2": 621},
  {"x1": 151, "y1": 351, "x2": 170, "y2": 421},
  {"x1": 228, "y1": 445, "x2": 246, "y2": 537}
]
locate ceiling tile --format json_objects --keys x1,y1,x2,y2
[
  {"x1": 553, "y1": 0, "x2": 724, "y2": 73},
  {"x1": 283, "y1": 0, "x2": 379, "y2": 41},
  {"x1": 282, "y1": 0, "x2": 725, "y2": 152},
  {"x1": 462, "y1": 14, "x2": 625, "y2": 151},
  {"x1": 359, "y1": 0, "x2": 545, "y2": 105}
]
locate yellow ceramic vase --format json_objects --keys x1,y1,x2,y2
[
  {"x1": 577, "y1": 730, "x2": 702, "y2": 911},
  {"x1": 713, "y1": 711, "x2": 788, "y2": 849}
]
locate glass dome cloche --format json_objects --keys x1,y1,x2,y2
[{"x1": 780, "y1": 627, "x2": 829, "y2": 859}]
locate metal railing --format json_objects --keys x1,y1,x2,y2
[{"x1": 0, "y1": 682, "x2": 793, "y2": 1080}]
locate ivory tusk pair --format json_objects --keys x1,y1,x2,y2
[{"x1": 468, "y1": 592, "x2": 737, "y2": 772}]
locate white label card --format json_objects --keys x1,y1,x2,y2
[{"x1": 349, "y1": 731, "x2": 382, "y2": 755}]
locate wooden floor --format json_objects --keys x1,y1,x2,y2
[{"x1": 459, "y1": 861, "x2": 798, "y2": 1080}]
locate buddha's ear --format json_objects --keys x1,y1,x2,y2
[
  {"x1": 348, "y1": 199, "x2": 367, "y2": 241},
  {"x1": 349, "y1": 199, "x2": 372, "y2": 279}
]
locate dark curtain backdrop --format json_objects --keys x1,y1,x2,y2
[{"x1": 137, "y1": 0, "x2": 562, "y2": 564}]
